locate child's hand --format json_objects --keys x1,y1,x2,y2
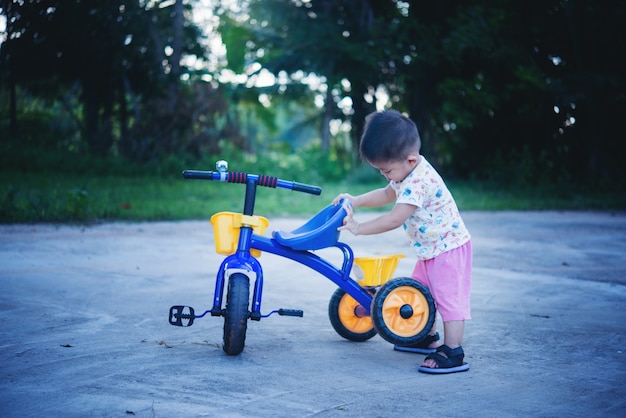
[
  {"x1": 332, "y1": 193, "x2": 355, "y2": 206},
  {"x1": 337, "y1": 203, "x2": 360, "y2": 235}
]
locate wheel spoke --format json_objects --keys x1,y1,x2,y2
[
  {"x1": 338, "y1": 301, "x2": 355, "y2": 316},
  {"x1": 412, "y1": 305, "x2": 425, "y2": 315}
]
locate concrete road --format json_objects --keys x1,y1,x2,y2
[{"x1": 1, "y1": 211, "x2": 625, "y2": 417}]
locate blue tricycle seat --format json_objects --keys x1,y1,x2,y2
[{"x1": 273, "y1": 203, "x2": 347, "y2": 251}]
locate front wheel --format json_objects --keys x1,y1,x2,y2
[
  {"x1": 223, "y1": 273, "x2": 250, "y2": 355},
  {"x1": 371, "y1": 277, "x2": 436, "y2": 346},
  {"x1": 328, "y1": 288, "x2": 377, "y2": 342}
]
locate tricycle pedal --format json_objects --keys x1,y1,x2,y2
[
  {"x1": 278, "y1": 308, "x2": 304, "y2": 317},
  {"x1": 169, "y1": 305, "x2": 195, "y2": 327},
  {"x1": 260, "y1": 308, "x2": 304, "y2": 318}
]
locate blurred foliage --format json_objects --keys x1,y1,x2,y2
[
  {"x1": 1, "y1": 141, "x2": 624, "y2": 224},
  {"x1": 1, "y1": 0, "x2": 625, "y2": 209},
  {"x1": 217, "y1": 0, "x2": 626, "y2": 189}
]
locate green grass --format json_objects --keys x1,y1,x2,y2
[
  {"x1": 0, "y1": 171, "x2": 374, "y2": 223},
  {"x1": 1, "y1": 171, "x2": 624, "y2": 224}
]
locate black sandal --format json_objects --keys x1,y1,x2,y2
[
  {"x1": 393, "y1": 332, "x2": 440, "y2": 354},
  {"x1": 418, "y1": 344, "x2": 470, "y2": 374}
]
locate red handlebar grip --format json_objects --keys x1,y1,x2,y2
[
  {"x1": 227, "y1": 172, "x2": 248, "y2": 183},
  {"x1": 258, "y1": 175, "x2": 278, "y2": 188}
]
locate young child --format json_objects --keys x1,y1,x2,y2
[{"x1": 333, "y1": 110, "x2": 472, "y2": 374}]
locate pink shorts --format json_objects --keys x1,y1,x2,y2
[{"x1": 411, "y1": 240, "x2": 472, "y2": 322}]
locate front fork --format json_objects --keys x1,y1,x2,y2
[{"x1": 211, "y1": 252, "x2": 265, "y2": 320}]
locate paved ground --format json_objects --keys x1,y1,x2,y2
[{"x1": 1, "y1": 210, "x2": 625, "y2": 417}]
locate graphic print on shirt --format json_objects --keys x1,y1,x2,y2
[{"x1": 391, "y1": 157, "x2": 470, "y2": 260}]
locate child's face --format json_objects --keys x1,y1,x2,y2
[{"x1": 370, "y1": 155, "x2": 420, "y2": 182}]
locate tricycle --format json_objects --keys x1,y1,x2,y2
[{"x1": 169, "y1": 160, "x2": 436, "y2": 355}]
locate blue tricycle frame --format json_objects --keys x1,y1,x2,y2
[{"x1": 169, "y1": 160, "x2": 436, "y2": 355}]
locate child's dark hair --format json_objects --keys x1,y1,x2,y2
[{"x1": 360, "y1": 110, "x2": 421, "y2": 163}]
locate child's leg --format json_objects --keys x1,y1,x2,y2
[
  {"x1": 416, "y1": 241, "x2": 472, "y2": 370},
  {"x1": 442, "y1": 320, "x2": 464, "y2": 348}
]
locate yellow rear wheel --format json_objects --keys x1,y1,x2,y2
[
  {"x1": 328, "y1": 288, "x2": 377, "y2": 342},
  {"x1": 371, "y1": 277, "x2": 436, "y2": 345}
]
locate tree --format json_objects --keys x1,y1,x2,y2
[
  {"x1": 215, "y1": 0, "x2": 625, "y2": 186},
  {"x1": 362, "y1": 0, "x2": 625, "y2": 184},
  {"x1": 0, "y1": 0, "x2": 209, "y2": 158},
  {"x1": 218, "y1": 0, "x2": 393, "y2": 152}
]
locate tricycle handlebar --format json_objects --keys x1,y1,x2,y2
[{"x1": 182, "y1": 169, "x2": 322, "y2": 196}]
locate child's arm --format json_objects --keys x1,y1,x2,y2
[
  {"x1": 339, "y1": 201, "x2": 415, "y2": 236},
  {"x1": 335, "y1": 185, "x2": 414, "y2": 236},
  {"x1": 332, "y1": 185, "x2": 395, "y2": 208}
]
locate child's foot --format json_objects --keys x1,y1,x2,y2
[
  {"x1": 393, "y1": 332, "x2": 441, "y2": 354},
  {"x1": 418, "y1": 345, "x2": 470, "y2": 374}
]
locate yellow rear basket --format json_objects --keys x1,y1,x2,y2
[
  {"x1": 210, "y1": 212, "x2": 269, "y2": 257},
  {"x1": 353, "y1": 254, "x2": 406, "y2": 287}
]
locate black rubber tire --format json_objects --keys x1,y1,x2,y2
[
  {"x1": 328, "y1": 288, "x2": 377, "y2": 342},
  {"x1": 371, "y1": 277, "x2": 436, "y2": 346},
  {"x1": 223, "y1": 273, "x2": 250, "y2": 355}
]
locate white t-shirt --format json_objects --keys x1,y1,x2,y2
[{"x1": 390, "y1": 156, "x2": 471, "y2": 260}]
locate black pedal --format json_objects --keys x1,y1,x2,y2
[
  {"x1": 169, "y1": 306, "x2": 195, "y2": 327},
  {"x1": 278, "y1": 309, "x2": 304, "y2": 317}
]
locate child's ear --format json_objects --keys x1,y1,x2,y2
[{"x1": 407, "y1": 154, "x2": 420, "y2": 166}]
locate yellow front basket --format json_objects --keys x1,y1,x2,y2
[
  {"x1": 210, "y1": 211, "x2": 269, "y2": 257},
  {"x1": 353, "y1": 254, "x2": 406, "y2": 287}
]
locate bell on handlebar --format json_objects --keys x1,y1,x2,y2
[{"x1": 216, "y1": 160, "x2": 228, "y2": 173}]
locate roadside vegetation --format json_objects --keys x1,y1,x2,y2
[
  {"x1": 2, "y1": 2, "x2": 625, "y2": 224},
  {"x1": 2, "y1": 145, "x2": 623, "y2": 224}
]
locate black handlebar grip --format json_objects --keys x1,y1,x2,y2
[
  {"x1": 292, "y1": 182, "x2": 322, "y2": 195},
  {"x1": 182, "y1": 170, "x2": 215, "y2": 180}
]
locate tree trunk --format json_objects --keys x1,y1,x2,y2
[
  {"x1": 350, "y1": 81, "x2": 376, "y2": 161},
  {"x1": 167, "y1": 0, "x2": 184, "y2": 111},
  {"x1": 84, "y1": 87, "x2": 100, "y2": 156},
  {"x1": 5, "y1": 1, "x2": 18, "y2": 139},
  {"x1": 8, "y1": 62, "x2": 17, "y2": 139},
  {"x1": 406, "y1": 78, "x2": 439, "y2": 167},
  {"x1": 321, "y1": 88, "x2": 333, "y2": 150},
  {"x1": 83, "y1": 79, "x2": 112, "y2": 157}
]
